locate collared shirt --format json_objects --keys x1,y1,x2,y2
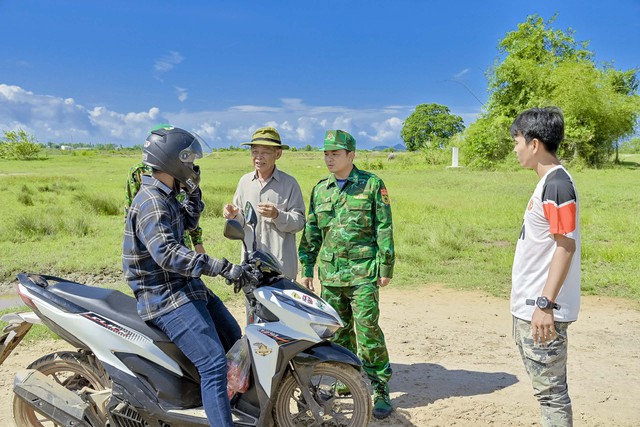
[
  {"x1": 124, "y1": 162, "x2": 204, "y2": 246},
  {"x1": 231, "y1": 166, "x2": 305, "y2": 279},
  {"x1": 299, "y1": 166, "x2": 395, "y2": 286},
  {"x1": 123, "y1": 175, "x2": 226, "y2": 321}
]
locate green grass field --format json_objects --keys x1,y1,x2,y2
[{"x1": 1, "y1": 150, "x2": 639, "y2": 308}]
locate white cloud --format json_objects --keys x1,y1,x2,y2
[
  {"x1": 230, "y1": 105, "x2": 283, "y2": 113},
  {"x1": 175, "y1": 86, "x2": 188, "y2": 102},
  {"x1": 225, "y1": 125, "x2": 257, "y2": 144},
  {"x1": 453, "y1": 68, "x2": 471, "y2": 80},
  {"x1": 0, "y1": 84, "x2": 166, "y2": 144},
  {"x1": 193, "y1": 121, "x2": 222, "y2": 142},
  {"x1": 358, "y1": 117, "x2": 404, "y2": 143},
  {"x1": 88, "y1": 106, "x2": 161, "y2": 139},
  {"x1": 0, "y1": 84, "x2": 92, "y2": 141},
  {"x1": 154, "y1": 51, "x2": 184, "y2": 80},
  {"x1": 0, "y1": 84, "x2": 479, "y2": 148}
]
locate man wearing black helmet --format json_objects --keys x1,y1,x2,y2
[{"x1": 123, "y1": 126, "x2": 250, "y2": 427}]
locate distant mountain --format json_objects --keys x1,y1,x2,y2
[{"x1": 371, "y1": 143, "x2": 406, "y2": 152}]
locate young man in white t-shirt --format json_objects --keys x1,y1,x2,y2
[{"x1": 510, "y1": 107, "x2": 580, "y2": 427}]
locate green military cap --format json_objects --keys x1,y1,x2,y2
[
  {"x1": 241, "y1": 126, "x2": 289, "y2": 149},
  {"x1": 324, "y1": 130, "x2": 356, "y2": 151}
]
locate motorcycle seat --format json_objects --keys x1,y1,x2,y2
[{"x1": 47, "y1": 282, "x2": 171, "y2": 343}]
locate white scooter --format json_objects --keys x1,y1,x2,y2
[{"x1": 0, "y1": 202, "x2": 372, "y2": 426}]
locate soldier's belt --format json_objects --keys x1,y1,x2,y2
[{"x1": 320, "y1": 246, "x2": 376, "y2": 261}]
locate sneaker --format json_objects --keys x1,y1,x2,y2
[
  {"x1": 372, "y1": 384, "x2": 392, "y2": 420},
  {"x1": 334, "y1": 380, "x2": 351, "y2": 396}
]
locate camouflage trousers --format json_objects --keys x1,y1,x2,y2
[
  {"x1": 321, "y1": 282, "x2": 392, "y2": 388},
  {"x1": 513, "y1": 316, "x2": 573, "y2": 427}
]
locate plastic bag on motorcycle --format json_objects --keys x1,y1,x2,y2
[{"x1": 226, "y1": 337, "x2": 250, "y2": 399}]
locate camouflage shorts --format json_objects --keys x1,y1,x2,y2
[{"x1": 513, "y1": 316, "x2": 573, "y2": 427}]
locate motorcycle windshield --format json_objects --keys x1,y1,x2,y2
[{"x1": 250, "y1": 250, "x2": 283, "y2": 276}]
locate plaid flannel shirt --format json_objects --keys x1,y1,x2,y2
[{"x1": 123, "y1": 175, "x2": 226, "y2": 321}]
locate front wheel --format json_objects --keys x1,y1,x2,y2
[
  {"x1": 12, "y1": 351, "x2": 111, "y2": 427},
  {"x1": 273, "y1": 361, "x2": 372, "y2": 427}
]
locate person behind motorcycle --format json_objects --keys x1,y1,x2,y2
[
  {"x1": 122, "y1": 126, "x2": 251, "y2": 427},
  {"x1": 298, "y1": 130, "x2": 395, "y2": 420},
  {"x1": 222, "y1": 126, "x2": 306, "y2": 279}
]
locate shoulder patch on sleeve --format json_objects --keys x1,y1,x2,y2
[{"x1": 380, "y1": 188, "x2": 390, "y2": 205}]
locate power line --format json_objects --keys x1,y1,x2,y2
[{"x1": 447, "y1": 79, "x2": 484, "y2": 106}]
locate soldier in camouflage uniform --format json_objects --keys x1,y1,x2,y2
[
  {"x1": 298, "y1": 130, "x2": 395, "y2": 420},
  {"x1": 125, "y1": 163, "x2": 205, "y2": 253}
]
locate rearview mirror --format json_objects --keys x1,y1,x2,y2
[
  {"x1": 244, "y1": 202, "x2": 258, "y2": 228},
  {"x1": 223, "y1": 219, "x2": 245, "y2": 241}
]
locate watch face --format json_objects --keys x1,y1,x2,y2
[{"x1": 537, "y1": 297, "x2": 550, "y2": 309}]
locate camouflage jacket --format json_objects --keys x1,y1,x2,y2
[
  {"x1": 124, "y1": 162, "x2": 204, "y2": 247},
  {"x1": 298, "y1": 166, "x2": 395, "y2": 286}
]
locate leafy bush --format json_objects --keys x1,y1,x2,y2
[
  {"x1": 359, "y1": 159, "x2": 384, "y2": 170},
  {"x1": 464, "y1": 115, "x2": 513, "y2": 169},
  {"x1": 0, "y1": 142, "x2": 12, "y2": 158},
  {"x1": 467, "y1": 15, "x2": 639, "y2": 168},
  {"x1": 1, "y1": 129, "x2": 43, "y2": 160},
  {"x1": 421, "y1": 147, "x2": 451, "y2": 165}
]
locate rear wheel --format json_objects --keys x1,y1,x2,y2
[
  {"x1": 12, "y1": 351, "x2": 111, "y2": 427},
  {"x1": 273, "y1": 362, "x2": 372, "y2": 427}
]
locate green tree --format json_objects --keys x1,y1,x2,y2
[
  {"x1": 1, "y1": 129, "x2": 43, "y2": 160},
  {"x1": 465, "y1": 15, "x2": 639, "y2": 168},
  {"x1": 401, "y1": 103, "x2": 465, "y2": 151}
]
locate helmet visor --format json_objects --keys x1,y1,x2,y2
[{"x1": 179, "y1": 131, "x2": 213, "y2": 163}]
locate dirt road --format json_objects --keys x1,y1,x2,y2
[{"x1": 1, "y1": 285, "x2": 638, "y2": 426}]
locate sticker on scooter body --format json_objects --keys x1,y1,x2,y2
[
  {"x1": 259, "y1": 328, "x2": 293, "y2": 345},
  {"x1": 284, "y1": 290, "x2": 325, "y2": 310},
  {"x1": 253, "y1": 342, "x2": 273, "y2": 357}
]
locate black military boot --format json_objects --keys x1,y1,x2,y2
[{"x1": 372, "y1": 383, "x2": 392, "y2": 419}]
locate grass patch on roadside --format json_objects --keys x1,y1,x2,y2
[
  {"x1": 0, "y1": 150, "x2": 638, "y2": 304},
  {"x1": 75, "y1": 192, "x2": 121, "y2": 216}
]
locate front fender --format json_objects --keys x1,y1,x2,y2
[
  {"x1": 255, "y1": 342, "x2": 362, "y2": 426},
  {"x1": 292, "y1": 342, "x2": 362, "y2": 370}
]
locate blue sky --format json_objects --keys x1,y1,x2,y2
[{"x1": 1, "y1": 0, "x2": 638, "y2": 149}]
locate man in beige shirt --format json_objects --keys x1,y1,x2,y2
[{"x1": 223, "y1": 127, "x2": 305, "y2": 279}]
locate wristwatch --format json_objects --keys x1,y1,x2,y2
[{"x1": 535, "y1": 296, "x2": 561, "y2": 310}]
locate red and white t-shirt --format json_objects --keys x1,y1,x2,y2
[{"x1": 511, "y1": 165, "x2": 581, "y2": 322}]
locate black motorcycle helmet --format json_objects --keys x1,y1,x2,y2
[{"x1": 142, "y1": 126, "x2": 203, "y2": 193}]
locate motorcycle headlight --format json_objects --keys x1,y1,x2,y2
[{"x1": 310, "y1": 323, "x2": 340, "y2": 339}]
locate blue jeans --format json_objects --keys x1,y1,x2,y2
[{"x1": 152, "y1": 293, "x2": 241, "y2": 427}]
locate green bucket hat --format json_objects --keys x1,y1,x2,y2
[
  {"x1": 324, "y1": 130, "x2": 356, "y2": 151},
  {"x1": 241, "y1": 126, "x2": 289, "y2": 149}
]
